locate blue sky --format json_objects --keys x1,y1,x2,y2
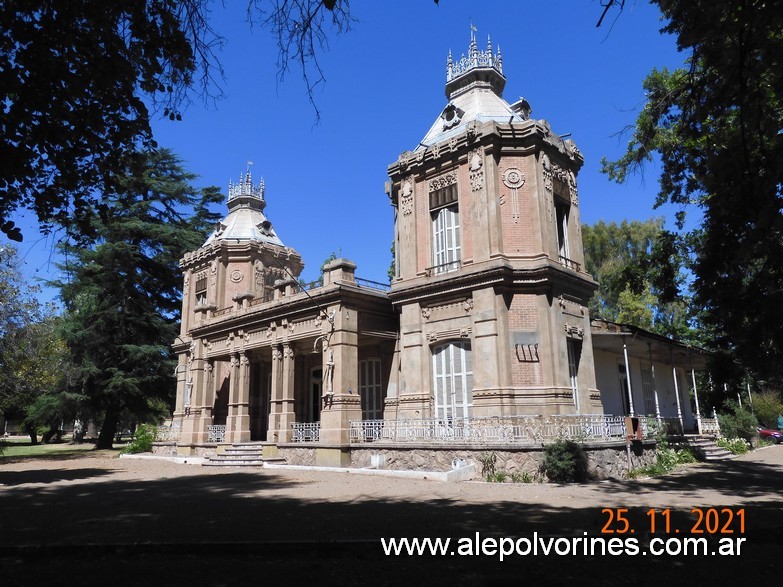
[{"x1": 9, "y1": 0, "x2": 688, "y2": 298}]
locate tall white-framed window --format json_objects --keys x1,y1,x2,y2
[
  {"x1": 432, "y1": 341, "x2": 473, "y2": 420},
  {"x1": 566, "y1": 338, "x2": 581, "y2": 412},
  {"x1": 359, "y1": 358, "x2": 384, "y2": 420},
  {"x1": 555, "y1": 201, "x2": 570, "y2": 261},
  {"x1": 432, "y1": 205, "x2": 461, "y2": 274}
]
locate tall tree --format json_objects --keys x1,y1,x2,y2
[
  {"x1": 601, "y1": 1, "x2": 783, "y2": 387},
  {"x1": 1, "y1": 0, "x2": 352, "y2": 242},
  {"x1": 54, "y1": 149, "x2": 222, "y2": 449},
  {"x1": 582, "y1": 218, "x2": 693, "y2": 340}
]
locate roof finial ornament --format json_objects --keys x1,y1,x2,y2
[{"x1": 487, "y1": 34, "x2": 492, "y2": 54}]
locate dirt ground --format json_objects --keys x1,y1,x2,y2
[{"x1": 1, "y1": 446, "x2": 781, "y2": 585}]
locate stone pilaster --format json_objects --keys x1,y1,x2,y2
[
  {"x1": 226, "y1": 352, "x2": 251, "y2": 443},
  {"x1": 267, "y1": 346, "x2": 284, "y2": 442},
  {"x1": 319, "y1": 309, "x2": 361, "y2": 444}
]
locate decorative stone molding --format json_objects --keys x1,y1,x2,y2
[
  {"x1": 284, "y1": 346, "x2": 295, "y2": 360},
  {"x1": 230, "y1": 269, "x2": 244, "y2": 283},
  {"x1": 502, "y1": 167, "x2": 525, "y2": 223},
  {"x1": 449, "y1": 136, "x2": 458, "y2": 152},
  {"x1": 427, "y1": 327, "x2": 471, "y2": 343},
  {"x1": 463, "y1": 298, "x2": 474, "y2": 313},
  {"x1": 568, "y1": 170, "x2": 578, "y2": 207},
  {"x1": 466, "y1": 120, "x2": 480, "y2": 142},
  {"x1": 468, "y1": 148, "x2": 484, "y2": 192},
  {"x1": 558, "y1": 295, "x2": 585, "y2": 317},
  {"x1": 432, "y1": 143, "x2": 440, "y2": 159},
  {"x1": 428, "y1": 171, "x2": 458, "y2": 193},
  {"x1": 564, "y1": 323, "x2": 585, "y2": 339},
  {"x1": 421, "y1": 307, "x2": 432, "y2": 320},
  {"x1": 400, "y1": 177, "x2": 414, "y2": 216}
]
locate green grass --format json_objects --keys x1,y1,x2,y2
[{"x1": 0, "y1": 437, "x2": 112, "y2": 460}]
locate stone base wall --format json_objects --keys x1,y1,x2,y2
[
  {"x1": 278, "y1": 446, "x2": 317, "y2": 465},
  {"x1": 349, "y1": 441, "x2": 657, "y2": 480},
  {"x1": 153, "y1": 443, "x2": 219, "y2": 457}
]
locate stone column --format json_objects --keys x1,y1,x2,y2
[
  {"x1": 226, "y1": 352, "x2": 251, "y2": 443},
  {"x1": 267, "y1": 346, "x2": 284, "y2": 442},
  {"x1": 277, "y1": 344, "x2": 296, "y2": 443}
]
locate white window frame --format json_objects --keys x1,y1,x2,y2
[
  {"x1": 359, "y1": 358, "x2": 384, "y2": 420},
  {"x1": 432, "y1": 205, "x2": 461, "y2": 274},
  {"x1": 567, "y1": 338, "x2": 580, "y2": 412},
  {"x1": 555, "y1": 201, "x2": 570, "y2": 260},
  {"x1": 432, "y1": 341, "x2": 473, "y2": 420}
]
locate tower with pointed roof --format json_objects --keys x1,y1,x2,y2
[
  {"x1": 386, "y1": 30, "x2": 600, "y2": 420},
  {"x1": 175, "y1": 171, "x2": 304, "y2": 445}
]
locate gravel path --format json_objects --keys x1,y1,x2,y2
[{"x1": 1, "y1": 446, "x2": 780, "y2": 585}]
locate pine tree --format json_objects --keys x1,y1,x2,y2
[{"x1": 54, "y1": 149, "x2": 222, "y2": 449}]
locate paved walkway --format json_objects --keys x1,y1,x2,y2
[{"x1": 1, "y1": 445, "x2": 780, "y2": 585}]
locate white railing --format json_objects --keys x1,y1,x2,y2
[
  {"x1": 292, "y1": 422, "x2": 320, "y2": 442},
  {"x1": 156, "y1": 423, "x2": 181, "y2": 442},
  {"x1": 207, "y1": 425, "x2": 226, "y2": 443},
  {"x1": 699, "y1": 417, "x2": 721, "y2": 436},
  {"x1": 350, "y1": 415, "x2": 631, "y2": 446}
]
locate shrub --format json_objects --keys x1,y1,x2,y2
[
  {"x1": 717, "y1": 404, "x2": 758, "y2": 442},
  {"x1": 751, "y1": 390, "x2": 783, "y2": 429},
  {"x1": 478, "y1": 452, "x2": 498, "y2": 480},
  {"x1": 121, "y1": 423, "x2": 156, "y2": 454},
  {"x1": 716, "y1": 437, "x2": 750, "y2": 455},
  {"x1": 511, "y1": 470, "x2": 533, "y2": 483},
  {"x1": 542, "y1": 440, "x2": 589, "y2": 483}
]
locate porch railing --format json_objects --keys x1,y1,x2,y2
[
  {"x1": 292, "y1": 421, "x2": 320, "y2": 442},
  {"x1": 699, "y1": 417, "x2": 721, "y2": 436},
  {"x1": 207, "y1": 425, "x2": 226, "y2": 443},
  {"x1": 349, "y1": 415, "x2": 633, "y2": 446},
  {"x1": 156, "y1": 423, "x2": 181, "y2": 442}
]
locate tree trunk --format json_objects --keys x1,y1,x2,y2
[
  {"x1": 95, "y1": 408, "x2": 119, "y2": 449},
  {"x1": 25, "y1": 422, "x2": 38, "y2": 445}
]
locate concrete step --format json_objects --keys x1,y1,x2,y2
[
  {"x1": 202, "y1": 443, "x2": 286, "y2": 467},
  {"x1": 681, "y1": 437, "x2": 735, "y2": 461}
]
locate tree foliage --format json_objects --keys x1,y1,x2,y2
[
  {"x1": 582, "y1": 218, "x2": 693, "y2": 340},
  {"x1": 601, "y1": 1, "x2": 783, "y2": 386},
  {"x1": 0, "y1": 245, "x2": 75, "y2": 443},
  {"x1": 0, "y1": 0, "x2": 222, "y2": 242},
  {"x1": 1, "y1": 1, "x2": 355, "y2": 242},
  {"x1": 53, "y1": 149, "x2": 221, "y2": 449}
]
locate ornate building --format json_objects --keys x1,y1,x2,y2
[
  {"x1": 167, "y1": 32, "x2": 716, "y2": 468},
  {"x1": 385, "y1": 31, "x2": 599, "y2": 423}
]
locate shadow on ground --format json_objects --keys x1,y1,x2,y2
[{"x1": 1, "y1": 452, "x2": 780, "y2": 585}]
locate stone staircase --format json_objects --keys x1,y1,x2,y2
[
  {"x1": 202, "y1": 442, "x2": 287, "y2": 468},
  {"x1": 681, "y1": 435, "x2": 735, "y2": 461}
]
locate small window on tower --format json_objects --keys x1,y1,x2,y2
[{"x1": 195, "y1": 275, "x2": 207, "y2": 306}]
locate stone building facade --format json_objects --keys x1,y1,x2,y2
[
  {"x1": 167, "y1": 33, "x2": 714, "y2": 469},
  {"x1": 385, "y1": 33, "x2": 599, "y2": 423}
]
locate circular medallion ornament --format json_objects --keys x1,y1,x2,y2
[
  {"x1": 502, "y1": 168, "x2": 525, "y2": 189},
  {"x1": 230, "y1": 270, "x2": 244, "y2": 283}
]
